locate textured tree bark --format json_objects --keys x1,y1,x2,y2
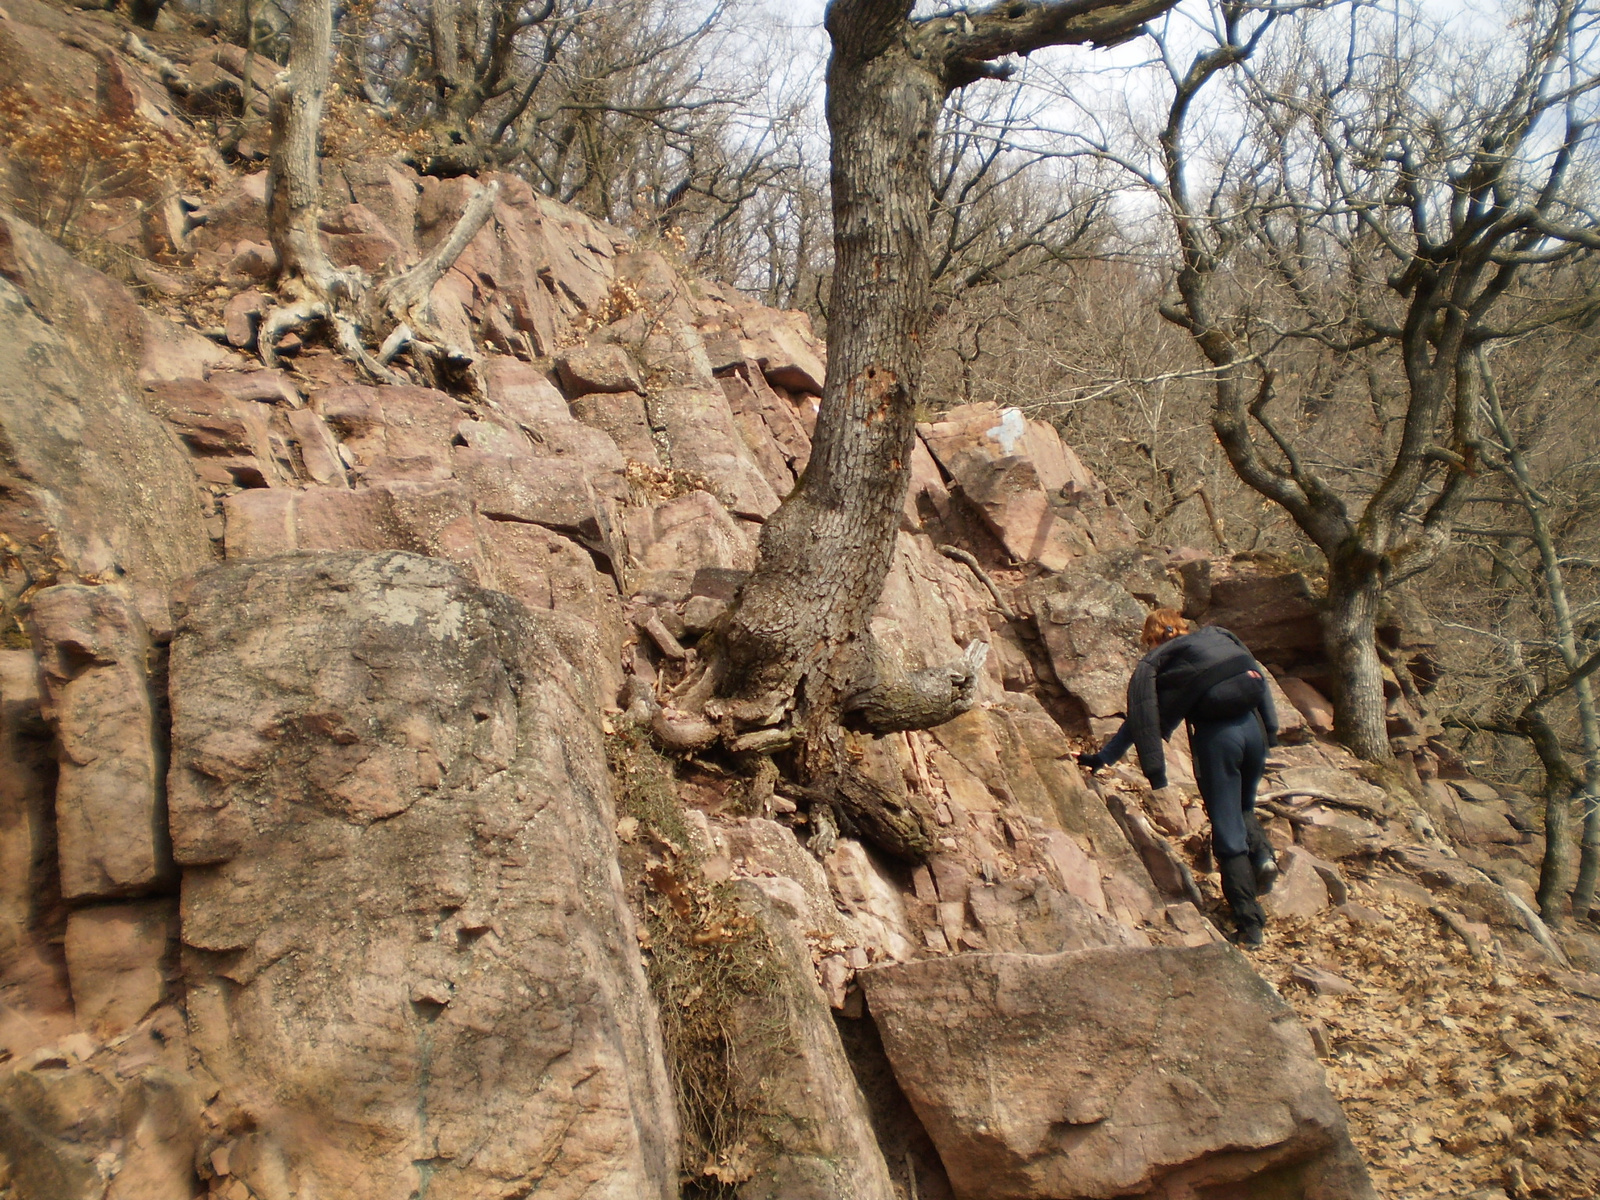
[
  {"x1": 1527, "y1": 709, "x2": 1579, "y2": 924},
  {"x1": 720, "y1": 4, "x2": 941, "y2": 726},
  {"x1": 1322, "y1": 559, "x2": 1391, "y2": 763},
  {"x1": 719, "y1": 0, "x2": 1167, "y2": 726}
]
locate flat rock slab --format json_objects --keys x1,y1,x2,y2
[{"x1": 862, "y1": 944, "x2": 1375, "y2": 1200}]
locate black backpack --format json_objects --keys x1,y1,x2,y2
[{"x1": 1191, "y1": 666, "x2": 1267, "y2": 720}]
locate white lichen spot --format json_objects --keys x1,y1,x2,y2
[
  {"x1": 368, "y1": 588, "x2": 428, "y2": 628},
  {"x1": 985, "y1": 407, "x2": 1027, "y2": 455},
  {"x1": 430, "y1": 600, "x2": 467, "y2": 640}
]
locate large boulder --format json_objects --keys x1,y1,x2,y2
[
  {"x1": 1025, "y1": 569, "x2": 1147, "y2": 720},
  {"x1": 919, "y1": 404, "x2": 1098, "y2": 571},
  {"x1": 167, "y1": 553, "x2": 677, "y2": 1199},
  {"x1": 647, "y1": 386, "x2": 782, "y2": 519},
  {"x1": 1199, "y1": 564, "x2": 1325, "y2": 670},
  {"x1": 863, "y1": 944, "x2": 1376, "y2": 1200},
  {"x1": 717, "y1": 885, "x2": 898, "y2": 1200},
  {"x1": 313, "y1": 383, "x2": 464, "y2": 483}
]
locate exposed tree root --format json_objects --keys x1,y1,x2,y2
[
  {"x1": 633, "y1": 632, "x2": 981, "y2": 864},
  {"x1": 259, "y1": 181, "x2": 499, "y2": 385}
]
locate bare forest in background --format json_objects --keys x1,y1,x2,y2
[{"x1": 17, "y1": 0, "x2": 1600, "y2": 917}]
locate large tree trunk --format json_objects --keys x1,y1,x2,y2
[
  {"x1": 1323, "y1": 552, "x2": 1391, "y2": 762},
  {"x1": 266, "y1": 0, "x2": 337, "y2": 291},
  {"x1": 719, "y1": 9, "x2": 942, "y2": 728}
]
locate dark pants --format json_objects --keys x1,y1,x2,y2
[{"x1": 1190, "y1": 711, "x2": 1267, "y2": 861}]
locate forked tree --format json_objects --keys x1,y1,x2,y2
[{"x1": 263, "y1": 0, "x2": 501, "y2": 382}]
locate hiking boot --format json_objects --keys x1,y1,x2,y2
[
  {"x1": 1232, "y1": 923, "x2": 1265, "y2": 949},
  {"x1": 1243, "y1": 812, "x2": 1277, "y2": 894},
  {"x1": 1253, "y1": 855, "x2": 1279, "y2": 895},
  {"x1": 1218, "y1": 852, "x2": 1266, "y2": 934}
]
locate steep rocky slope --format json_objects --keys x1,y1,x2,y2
[{"x1": 1, "y1": 3, "x2": 1597, "y2": 1197}]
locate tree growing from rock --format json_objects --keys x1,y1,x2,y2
[
  {"x1": 695, "y1": 0, "x2": 1174, "y2": 851},
  {"x1": 261, "y1": 0, "x2": 500, "y2": 382}
]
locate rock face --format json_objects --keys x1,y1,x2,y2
[
  {"x1": 2, "y1": 9, "x2": 1549, "y2": 1190},
  {"x1": 31, "y1": 585, "x2": 171, "y2": 902},
  {"x1": 168, "y1": 553, "x2": 676, "y2": 1199},
  {"x1": 0, "y1": 214, "x2": 216, "y2": 628},
  {"x1": 722, "y1": 886, "x2": 898, "y2": 1200},
  {"x1": 863, "y1": 944, "x2": 1377, "y2": 1200},
  {"x1": 919, "y1": 404, "x2": 1127, "y2": 570}
]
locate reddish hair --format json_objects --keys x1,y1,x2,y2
[{"x1": 1140, "y1": 608, "x2": 1190, "y2": 649}]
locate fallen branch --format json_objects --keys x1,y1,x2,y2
[
  {"x1": 1428, "y1": 905, "x2": 1486, "y2": 962},
  {"x1": 1258, "y1": 787, "x2": 1395, "y2": 821},
  {"x1": 937, "y1": 544, "x2": 1017, "y2": 619}
]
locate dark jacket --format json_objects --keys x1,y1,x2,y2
[{"x1": 1094, "y1": 626, "x2": 1278, "y2": 788}]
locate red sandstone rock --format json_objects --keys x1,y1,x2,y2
[
  {"x1": 315, "y1": 383, "x2": 464, "y2": 482},
  {"x1": 63, "y1": 899, "x2": 176, "y2": 1038},
  {"x1": 0, "y1": 649, "x2": 74, "y2": 1059},
  {"x1": 863, "y1": 945, "x2": 1376, "y2": 1200},
  {"x1": 919, "y1": 403, "x2": 1105, "y2": 569},
  {"x1": 570, "y1": 390, "x2": 661, "y2": 467},
  {"x1": 556, "y1": 343, "x2": 644, "y2": 395},
  {"x1": 734, "y1": 304, "x2": 826, "y2": 395},
  {"x1": 167, "y1": 553, "x2": 678, "y2": 1199},
  {"x1": 1264, "y1": 847, "x2": 1333, "y2": 919},
  {"x1": 31, "y1": 586, "x2": 172, "y2": 902}
]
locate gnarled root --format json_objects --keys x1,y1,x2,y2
[
  {"x1": 368, "y1": 181, "x2": 499, "y2": 383},
  {"x1": 843, "y1": 641, "x2": 988, "y2": 733},
  {"x1": 259, "y1": 182, "x2": 499, "y2": 385},
  {"x1": 779, "y1": 769, "x2": 936, "y2": 864}
]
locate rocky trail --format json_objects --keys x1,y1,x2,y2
[{"x1": 0, "y1": 1, "x2": 1598, "y2": 1196}]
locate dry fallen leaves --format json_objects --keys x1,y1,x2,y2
[{"x1": 1254, "y1": 903, "x2": 1600, "y2": 1199}]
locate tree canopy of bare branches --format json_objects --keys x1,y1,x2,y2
[{"x1": 1042, "y1": 0, "x2": 1600, "y2": 759}]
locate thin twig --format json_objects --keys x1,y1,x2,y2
[{"x1": 937, "y1": 544, "x2": 1016, "y2": 619}]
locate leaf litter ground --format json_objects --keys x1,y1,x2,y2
[{"x1": 1253, "y1": 903, "x2": 1600, "y2": 1199}]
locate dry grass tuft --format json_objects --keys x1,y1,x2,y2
[
  {"x1": 0, "y1": 84, "x2": 212, "y2": 248},
  {"x1": 607, "y1": 728, "x2": 788, "y2": 1198}
]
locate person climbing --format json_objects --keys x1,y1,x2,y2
[{"x1": 1077, "y1": 608, "x2": 1280, "y2": 947}]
